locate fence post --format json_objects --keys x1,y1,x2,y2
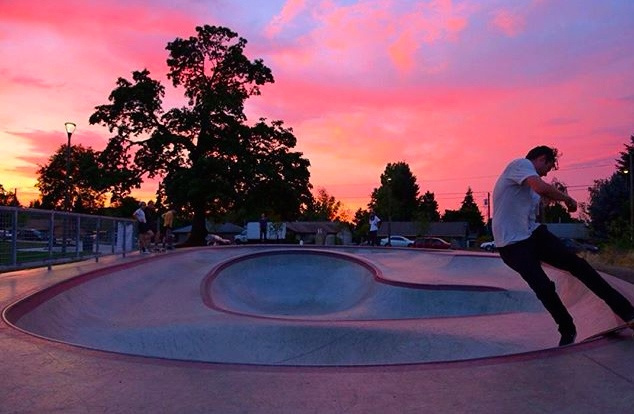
[
  {"x1": 95, "y1": 218, "x2": 101, "y2": 262},
  {"x1": 48, "y1": 212, "x2": 55, "y2": 270},
  {"x1": 11, "y1": 208, "x2": 18, "y2": 266}
]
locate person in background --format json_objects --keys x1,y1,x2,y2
[
  {"x1": 145, "y1": 200, "x2": 158, "y2": 251},
  {"x1": 133, "y1": 201, "x2": 150, "y2": 254},
  {"x1": 368, "y1": 211, "x2": 381, "y2": 246},
  {"x1": 259, "y1": 213, "x2": 268, "y2": 242},
  {"x1": 161, "y1": 207, "x2": 176, "y2": 250},
  {"x1": 493, "y1": 145, "x2": 634, "y2": 346}
]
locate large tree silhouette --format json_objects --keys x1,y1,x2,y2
[{"x1": 90, "y1": 25, "x2": 312, "y2": 244}]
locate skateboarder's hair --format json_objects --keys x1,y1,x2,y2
[{"x1": 526, "y1": 146, "x2": 560, "y2": 169}]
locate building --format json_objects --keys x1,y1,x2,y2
[{"x1": 286, "y1": 221, "x2": 352, "y2": 245}]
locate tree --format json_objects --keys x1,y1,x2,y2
[
  {"x1": 36, "y1": 144, "x2": 107, "y2": 213},
  {"x1": 100, "y1": 196, "x2": 141, "y2": 219},
  {"x1": 419, "y1": 190, "x2": 440, "y2": 222},
  {"x1": 0, "y1": 184, "x2": 20, "y2": 206},
  {"x1": 302, "y1": 187, "x2": 344, "y2": 221},
  {"x1": 352, "y1": 208, "x2": 371, "y2": 244},
  {"x1": 615, "y1": 134, "x2": 634, "y2": 174},
  {"x1": 586, "y1": 136, "x2": 634, "y2": 242},
  {"x1": 442, "y1": 187, "x2": 485, "y2": 234},
  {"x1": 587, "y1": 173, "x2": 629, "y2": 240},
  {"x1": 369, "y1": 162, "x2": 421, "y2": 221},
  {"x1": 541, "y1": 178, "x2": 576, "y2": 223},
  {"x1": 90, "y1": 25, "x2": 312, "y2": 245},
  {"x1": 412, "y1": 190, "x2": 440, "y2": 237}
]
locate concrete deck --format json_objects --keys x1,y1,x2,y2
[{"x1": 2, "y1": 246, "x2": 634, "y2": 413}]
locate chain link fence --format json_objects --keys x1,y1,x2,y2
[{"x1": 0, "y1": 206, "x2": 137, "y2": 273}]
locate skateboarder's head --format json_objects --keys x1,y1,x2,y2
[
  {"x1": 526, "y1": 146, "x2": 559, "y2": 167},
  {"x1": 526, "y1": 146, "x2": 560, "y2": 176}
]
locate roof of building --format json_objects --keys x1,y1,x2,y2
[
  {"x1": 286, "y1": 221, "x2": 348, "y2": 234},
  {"x1": 544, "y1": 222, "x2": 589, "y2": 239}
]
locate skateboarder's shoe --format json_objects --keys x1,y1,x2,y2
[{"x1": 558, "y1": 331, "x2": 577, "y2": 346}]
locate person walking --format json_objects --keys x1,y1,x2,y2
[{"x1": 492, "y1": 145, "x2": 634, "y2": 346}]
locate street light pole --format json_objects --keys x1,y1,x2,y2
[
  {"x1": 62, "y1": 122, "x2": 75, "y2": 256},
  {"x1": 386, "y1": 178, "x2": 392, "y2": 246},
  {"x1": 64, "y1": 122, "x2": 76, "y2": 211}
]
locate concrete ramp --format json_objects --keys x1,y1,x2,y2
[
  {"x1": 206, "y1": 251, "x2": 543, "y2": 320},
  {"x1": 4, "y1": 247, "x2": 633, "y2": 366}
]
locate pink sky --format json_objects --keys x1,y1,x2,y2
[{"x1": 1, "y1": 0, "x2": 633, "y2": 219}]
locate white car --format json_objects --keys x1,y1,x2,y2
[
  {"x1": 206, "y1": 234, "x2": 231, "y2": 246},
  {"x1": 480, "y1": 241, "x2": 496, "y2": 252},
  {"x1": 380, "y1": 235, "x2": 414, "y2": 247}
]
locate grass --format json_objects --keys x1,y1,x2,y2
[
  {"x1": 0, "y1": 240, "x2": 95, "y2": 268},
  {"x1": 582, "y1": 245, "x2": 634, "y2": 267},
  {"x1": 581, "y1": 245, "x2": 634, "y2": 283}
]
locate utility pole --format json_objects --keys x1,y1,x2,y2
[
  {"x1": 485, "y1": 192, "x2": 491, "y2": 235},
  {"x1": 629, "y1": 148, "x2": 634, "y2": 243}
]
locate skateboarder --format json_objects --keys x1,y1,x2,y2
[{"x1": 492, "y1": 145, "x2": 634, "y2": 346}]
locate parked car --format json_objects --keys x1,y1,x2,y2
[
  {"x1": 0, "y1": 229, "x2": 13, "y2": 240},
  {"x1": 480, "y1": 241, "x2": 496, "y2": 252},
  {"x1": 560, "y1": 238, "x2": 599, "y2": 254},
  {"x1": 380, "y1": 235, "x2": 414, "y2": 247},
  {"x1": 413, "y1": 237, "x2": 452, "y2": 249},
  {"x1": 17, "y1": 228, "x2": 46, "y2": 241}
]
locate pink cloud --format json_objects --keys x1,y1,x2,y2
[
  {"x1": 265, "y1": 0, "x2": 307, "y2": 37},
  {"x1": 9, "y1": 129, "x2": 109, "y2": 167},
  {"x1": 491, "y1": 9, "x2": 525, "y2": 37},
  {"x1": 1, "y1": 0, "x2": 633, "y2": 215},
  {"x1": 0, "y1": 1, "x2": 196, "y2": 38}
]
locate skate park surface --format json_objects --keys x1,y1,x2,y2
[{"x1": 2, "y1": 245, "x2": 634, "y2": 413}]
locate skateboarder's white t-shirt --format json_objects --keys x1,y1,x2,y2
[
  {"x1": 492, "y1": 158, "x2": 541, "y2": 248},
  {"x1": 369, "y1": 215, "x2": 381, "y2": 231}
]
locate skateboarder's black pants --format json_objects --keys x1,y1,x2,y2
[{"x1": 498, "y1": 225, "x2": 634, "y2": 335}]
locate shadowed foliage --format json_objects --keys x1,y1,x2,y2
[{"x1": 89, "y1": 25, "x2": 312, "y2": 244}]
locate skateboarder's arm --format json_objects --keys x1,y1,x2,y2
[{"x1": 524, "y1": 175, "x2": 577, "y2": 212}]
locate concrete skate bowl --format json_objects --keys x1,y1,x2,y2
[{"x1": 4, "y1": 247, "x2": 633, "y2": 367}]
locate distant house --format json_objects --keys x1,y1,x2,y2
[
  {"x1": 544, "y1": 222, "x2": 590, "y2": 239},
  {"x1": 286, "y1": 221, "x2": 352, "y2": 245}
]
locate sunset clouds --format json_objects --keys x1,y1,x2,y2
[{"x1": 1, "y1": 0, "x2": 633, "y2": 216}]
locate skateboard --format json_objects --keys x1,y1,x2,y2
[{"x1": 582, "y1": 322, "x2": 634, "y2": 342}]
